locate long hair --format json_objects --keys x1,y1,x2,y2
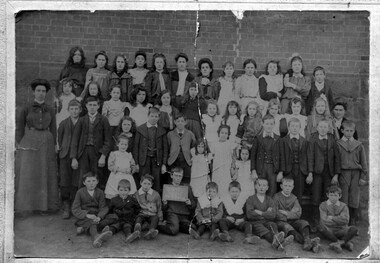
[
  {"x1": 266, "y1": 98, "x2": 280, "y2": 116},
  {"x1": 286, "y1": 55, "x2": 305, "y2": 77},
  {"x1": 130, "y1": 87, "x2": 149, "y2": 107},
  {"x1": 157, "y1": 89, "x2": 172, "y2": 106},
  {"x1": 310, "y1": 96, "x2": 332, "y2": 128},
  {"x1": 65, "y1": 46, "x2": 86, "y2": 68},
  {"x1": 194, "y1": 138, "x2": 210, "y2": 156},
  {"x1": 112, "y1": 54, "x2": 129, "y2": 74},
  {"x1": 222, "y1": 100, "x2": 241, "y2": 123},
  {"x1": 151, "y1": 53, "x2": 169, "y2": 74},
  {"x1": 93, "y1": 50, "x2": 109, "y2": 70}
]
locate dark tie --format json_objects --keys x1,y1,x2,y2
[
  {"x1": 145, "y1": 192, "x2": 148, "y2": 201},
  {"x1": 179, "y1": 132, "x2": 183, "y2": 138}
]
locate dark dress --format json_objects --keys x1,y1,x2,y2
[
  {"x1": 59, "y1": 64, "x2": 87, "y2": 97},
  {"x1": 15, "y1": 101, "x2": 59, "y2": 212}
]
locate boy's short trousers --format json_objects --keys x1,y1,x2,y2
[
  {"x1": 276, "y1": 219, "x2": 309, "y2": 235},
  {"x1": 250, "y1": 220, "x2": 277, "y2": 237}
]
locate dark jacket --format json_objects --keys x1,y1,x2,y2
[
  {"x1": 145, "y1": 71, "x2": 172, "y2": 104},
  {"x1": 163, "y1": 184, "x2": 196, "y2": 216},
  {"x1": 71, "y1": 187, "x2": 108, "y2": 220},
  {"x1": 251, "y1": 133, "x2": 281, "y2": 174},
  {"x1": 58, "y1": 117, "x2": 77, "y2": 159},
  {"x1": 305, "y1": 79, "x2": 335, "y2": 115},
  {"x1": 109, "y1": 194, "x2": 141, "y2": 224},
  {"x1": 279, "y1": 134, "x2": 308, "y2": 175}
]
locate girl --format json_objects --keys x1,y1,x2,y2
[
  {"x1": 108, "y1": 54, "x2": 133, "y2": 102},
  {"x1": 156, "y1": 90, "x2": 180, "y2": 132},
  {"x1": 170, "y1": 52, "x2": 195, "y2": 109},
  {"x1": 282, "y1": 54, "x2": 311, "y2": 114},
  {"x1": 267, "y1": 99, "x2": 287, "y2": 137},
  {"x1": 15, "y1": 79, "x2": 59, "y2": 213},
  {"x1": 114, "y1": 116, "x2": 136, "y2": 152},
  {"x1": 128, "y1": 50, "x2": 149, "y2": 88},
  {"x1": 236, "y1": 59, "x2": 265, "y2": 112},
  {"x1": 217, "y1": 61, "x2": 238, "y2": 115},
  {"x1": 82, "y1": 51, "x2": 110, "y2": 101},
  {"x1": 104, "y1": 134, "x2": 137, "y2": 199},
  {"x1": 190, "y1": 139, "x2": 213, "y2": 198},
  {"x1": 56, "y1": 78, "x2": 76, "y2": 128},
  {"x1": 59, "y1": 46, "x2": 87, "y2": 97},
  {"x1": 126, "y1": 88, "x2": 152, "y2": 127},
  {"x1": 284, "y1": 97, "x2": 308, "y2": 137},
  {"x1": 211, "y1": 125, "x2": 238, "y2": 198},
  {"x1": 145, "y1": 53, "x2": 172, "y2": 105},
  {"x1": 236, "y1": 101, "x2": 263, "y2": 148},
  {"x1": 181, "y1": 83, "x2": 207, "y2": 140},
  {"x1": 195, "y1": 58, "x2": 220, "y2": 100},
  {"x1": 221, "y1": 100, "x2": 241, "y2": 143},
  {"x1": 306, "y1": 97, "x2": 334, "y2": 139},
  {"x1": 102, "y1": 85, "x2": 128, "y2": 137},
  {"x1": 81, "y1": 81, "x2": 104, "y2": 116},
  {"x1": 259, "y1": 60, "x2": 283, "y2": 114},
  {"x1": 202, "y1": 100, "x2": 222, "y2": 152},
  {"x1": 233, "y1": 147, "x2": 255, "y2": 200}
]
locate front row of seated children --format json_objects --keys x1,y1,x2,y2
[{"x1": 72, "y1": 168, "x2": 358, "y2": 254}]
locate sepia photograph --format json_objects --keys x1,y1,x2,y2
[{"x1": 2, "y1": 3, "x2": 377, "y2": 261}]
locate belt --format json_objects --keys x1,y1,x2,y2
[
  {"x1": 242, "y1": 96, "x2": 257, "y2": 99},
  {"x1": 29, "y1": 127, "x2": 48, "y2": 131}
]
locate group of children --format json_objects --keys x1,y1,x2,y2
[{"x1": 55, "y1": 47, "x2": 367, "y2": 253}]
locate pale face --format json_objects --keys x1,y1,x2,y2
[
  {"x1": 118, "y1": 187, "x2": 130, "y2": 199},
  {"x1": 197, "y1": 143, "x2": 205, "y2": 154},
  {"x1": 207, "y1": 188, "x2": 218, "y2": 199},
  {"x1": 224, "y1": 64, "x2": 234, "y2": 78},
  {"x1": 240, "y1": 149, "x2": 249, "y2": 161},
  {"x1": 218, "y1": 127, "x2": 229, "y2": 142},
  {"x1": 83, "y1": 176, "x2": 98, "y2": 191},
  {"x1": 111, "y1": 87, "x2": 121, "y2": 101},
  {"x1": 135, "y1": 55, "x2": 146, "y2": 68},
  {"x1": 121, "y1": 119, "x2": 132, "y2": 133},
  {"x1": 148, "y1": 112, "x2": 160, "y2": 125},
  {"x1": 62, "y1": 82, "x2": 73, "y2": 95},
  {"x1": 161, "y1": 92, "x2": 171, "y2": 106},
  {"x1": 281, "y1": 180, "x2": 294, "y2": 196},
  {"x1": 68, "y1": 106, "x2": 81, "y2": 119},
  {"x1": 88, "y1": 84, "x2": 99, "y2": 96},
  {"x1": 189, "y1": 87, "x2": 198, "y2": 98},
  {"x1": 263, "y1": 119, "x2": 275, "y2": 133},
  {"x1": 315, "y1": 100, "x2": 326, "y2": 115},
  {"x1": 96, "y1": 55, "x2": 107, "y2": 69},
  {"x1": 333, "y1": 105, "x2": 345, "y2": 120},
  {"x1": 255, "y1": 179, "x2": 269, "y2": 195},
  {"x1": 116, "y1": 57, "x2": 125, "y2": 72},
  {"x1": 327, "y1": 192, "x2": 341, "y2": 204},
  {"x1": 136, "y1": 90, "x2": 146, "y2": 104},
  {"x1": 267, "y1": 63, "x2": 278, "y2": 76},
  {"x1": 228, "y1": 104, "x2": 237, "y2": 116},
  {"x1": 288, "y1": 121, "x2": 301, "y2": 136},
  {"x1": 174, "y1": 117, "x2": 186, "y2": 131},
  {"x1": 177, "y1": 57, "x2": 187, "y2": 72},
  {"x1": 140, "y1": 179, "x2": 153, "y2": 192},
  {"x1": 314, "y1": 70, "x2": 325, "y2": 84},
  {"x1": 268, "y1": 105, "x2": 279, "y2": 116},
  {"x1": 155, "y1": 57, "x2": 165, "y2": 71},
  {"x1": 171, "y1": 172, "x2": 183, "y2": 186},
  {"x1": 118, "y1": 138, "x2": 129, "y2": 152},
  {"x1": 86, "y1": 101, "x2": 99, "y2": 115},
  {"x1": 200, "y1": 63, "x2": 212, "y2": 77},
  {"x1": 34, "y1": 85, "x2": 47, "y2": 102},
  {"x1": 247, "y1": 104, "x2": 257, "y2": 117},
  {"x1": 73, "y1": 50, "x2": 82, "y2": 64},
  {"x1": 245, "y1": 62, "x2": 256, "y2": 76},
  {"x1": 342, "y1": 126, "x2": 355, "y2": 139},
  {"x1": 229, "y1": 187, "x2": 241, "y2": 201},
  {"x1": 291, "y1": 102, "x2": 302, "y2": 115},
  {"x1": 292, "y1": 60, "x2": 303, "y2": 74},
  {"x1": 317, "y1": 121, "x2": 329, "y2": 136},
  {"x1": 207, "y1": 103, "x2": 217, "y2": 117}
]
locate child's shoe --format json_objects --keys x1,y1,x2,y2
[
  {"x1": 312, "y1": 243, "x2": 321, "y2": 253},
  {"x1": 243, "y1": 235, "x2": 260, "y2": 244},
  {"x1": 342, "y1": 241, "x2": 354, "y2": 252},
  {"x1": 93, "y1": 230, "x2": 113, "y2": 248},
  {"x1": 303, "y1": 237, "x2": 313, "y2": 251},
  {"x1": 142, "y1": 222, "x2": 150, "y2": 231},
  {"x1": 125, "y1": 231, "x2": 140, "y2": 243},
  {"x1": 62, "y1": 201, "x2": 70, "y2": 219},
  {"x1": 101, "y1": 226, "x2": 110, "y2": 233},
  {"x1": 277, "y1": 235, "x2": 294, "y2": 251},
  {"x1": 329, "y1": 241, "x2": 343, "y2": 253},
  {"x1": 210, "y1": 229, "x2": 220, "y2": 241},
  {"x1": 76, "y1": 227, "x2": 85, "y2": 235},
  {"x1": 134, "y1": 223, "x2": 142, "y2": 233},
  {"x1": 219, "y1": 231, "x2": 233, "y2": 242},
  {"x1": 190, "y1": 228, "x2": 200, "y2": 240},
  {"x1": 272, "y1": 231, "x2": 285, "y2": 249},
  {"x1": 144, "y1": 229, "x2": 159, "y2": 240}
]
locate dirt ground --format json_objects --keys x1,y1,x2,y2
[{"x1": 14, "y1": 212, "x2": 370, "y2": 260}]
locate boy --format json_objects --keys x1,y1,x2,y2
[
  {"x1": 190, "y1": 182, "x2": 223, "y2": 240},
  {"x1": 58, "y1": 99, "x2": 81, "y2": 219},
  {"x1": 274, "y1": 178, "x2": 320, "y2": 253},
  {"x1": 70, "y1": 96, "x2": 112, "y2": 189},
  {"x1": 332, "y1": 102, "x2": 358, "y2": 140},
  {"x1": 246, "y1": 178, "x2": 293, "y2": 251},
  {"x1": 337, "y1": 121, "x2": 367, "y2": 225},
  {"x1": 158, "y1": 167, "x2": 197, "y2": 236},
  {"x1": 219, "y1": 181, "x2": 260, "y2": 244},
  {"x1": 167, "y1": 114, "x2": 196, "y2": 184},
  {"x1": 133, "y1": 107, "x2": 168, "y2": 192},
  {"x1": 305, "y1": 66, "x2": 335, "y2": 115},
  {"x1": 319, "y1": 185, "x2": 358, "y2": 253},
  {"x1": 279, "y1": 117, "x2": 308, "y2": 203},
  {"x1": 71, "y1": 172, "x2": 113, "y2": 248},
  {"x1": 100, "y1": 179, "x2": 141, "y2": 243},
  {"x1": 307, "y1": 119, "x2": 340, "y2": 227},
  {"x1": 251, "y1": 114, "x2": 282, "y2": 197},
  {"x1": 134, "y1": 174, "x2": 163, "y2": 240}
]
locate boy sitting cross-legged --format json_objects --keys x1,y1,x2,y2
[
  {"x1": 273, "y1": 177, "x2": 321, "y2": 253},
  {"x1": 218, "y1": 181, "x2": 260, "y2": 244}
]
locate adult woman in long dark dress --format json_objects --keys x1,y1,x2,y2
[{"x1": 15, "y1": 79, "x2": 59, "y2": 213}]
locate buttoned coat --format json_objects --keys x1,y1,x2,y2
[
  {"x1": 279, "y1": 134, "x2": 308, "y2": 175},
  {"x1": 250, "y1": 133, "x2": 281, "y2": 175}
]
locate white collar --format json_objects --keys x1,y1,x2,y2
[
  {"x1": 293, "y1": 73, "x2": 303, "y2": 78},
  {"x1": 88, "y1": 112, "x2": 97, "y2": 118},
  {"x1": 34, "y1": 99, "x2": 45, "y2": 104},
  {"x1": 342, "y1": 136, "x2": 354, "y2": 142},
  {"x1": 176, "y1": 129, "x2": 185, "y2": 134},
  {"x1": 289, "y1": 134, "x2": 300, "y2": 140},
  {"x1": 315, "y1": 81, "x2": 324, "y2": 90},
  {"x1": 281, "y1": 191, "x2": 291, "y2": 198},
  {"x1": 263, "y1": 132, "x2": 274, "y2": 138},
  {"x1": 147, "y1": 122, "x2": 158, "y2": 128},
  {"x1": 327, "y1": 199, "x2": 341, "y2": 206},
  {"x1": 319, "y1": 135, "x2": 328, "y2": 140},
  {"x1": 156, "y1": 69, "x2": 164, "y2": 74},
  {"x1": 138, "y1": 188, "x2": 153, "y2": 195}
]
